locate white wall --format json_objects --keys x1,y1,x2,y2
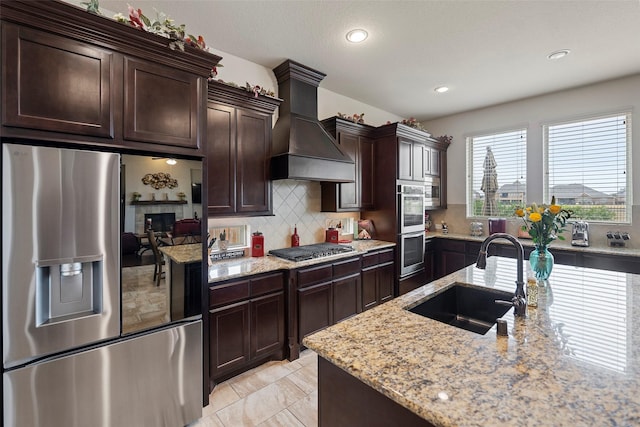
[
  {"x1": 423, "y1": 74, "x2": 640, "y2": 206},
  {"x1": 210, "y1": 47, "x2": 403, "y2": 127},
  {"x1": 422, "y1": 74, "x2": 639, "y2": 248}
]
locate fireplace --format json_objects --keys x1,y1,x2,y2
[{"x1": 144, "y1": 213, "x2": 176, "y2": 233}]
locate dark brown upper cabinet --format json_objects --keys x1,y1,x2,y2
[
  {"x1": 2, "y1": 23, "x2": 115, "y2": 139},
  {"x1": 1, "y1": 0, "x2": 218, "y2": 157},
  {"x1": 320, "y1": 117, "x2": 376, "y2": 212},
  {"x1": 207, "y1": 80, "x2": 282, "y2": 216},
  {"x1": 123, "y1": 57, "x2": 203, "y2": 150}
]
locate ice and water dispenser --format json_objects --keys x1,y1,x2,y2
[{"x1": 35, "y1": 257, "x2": 104, "y2": 326}]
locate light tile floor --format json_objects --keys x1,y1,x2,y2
[{"x1": 190, "y1": 350, "x2": 319, "y2": 427}]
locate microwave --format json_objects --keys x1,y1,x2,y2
[{"x1": 424, "y1": 177, "x2": 441, "y2": 208}]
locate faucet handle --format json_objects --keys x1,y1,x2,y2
[{"x1": 495, "y1": 297, "x2": 527, "y2": 317}]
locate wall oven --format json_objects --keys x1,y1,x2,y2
[
  {"x1": 398, "y1": 183, "x2": 426, "y2": 233},
  {"x1": 424, "y1": 177, "x2": 441, "y2": 209},
  {"x1": 399, "y1": 231, "x2": 426, "y2": 277}
]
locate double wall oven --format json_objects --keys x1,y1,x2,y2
[{"x1": 398, "y1": 183, "x2": 425, "y2": 276}]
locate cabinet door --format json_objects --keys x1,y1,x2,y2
[
  {"x1": 361, "y1": 267, "x2": 378, "y2": 311},
  {"x1": 412, "y1": 143, "x2": 425, "y2": 182},
  {"x1": 210, "y1": 301, "x2": 250, "y2": 377},
  {"x1": 207, "y1": 103, "x2": 236, "y2": 214},
  {"x1": 359, "y1": 136, "x2": 375, "y2": 209},
  {"x1": 423, "y1": 147, "x2": 432, "y2": 176},
  {"x1": 123, "y1": 57, "x2": 202, "y2": 149},
  {"x1": 398, "y1": 138, "x2": 413, "y2": 181},
  {"x1": 298, "y1": 282, "x2": 333, "y2": 340},
  {"x1": 440, "y1": 251, "x2": 467, "y2": 277},
  {"x1": 377, "y1": 262, "x2": 395, "y2": 303},
  {"x1": 236, "y1": 109, "x2": 272, "y2": 214},
  {"x1": 424, "y1": 242, "x2": 435, "y2": 283},
  {"x1": 337, "y1": 133, "x2": 359, "y2": 210},
  {"x1": 251, "y1": 292, "x2": 285, "y2": 360},
  {"x1": 430, "y1": 149, "x2": 440, "y2": 176},
  {"x1": 333, "y1": 273, "x2": 361, "y2": 323},
  {"x1": 2, "y1": 24, "x2": 114, "y2": 138}
]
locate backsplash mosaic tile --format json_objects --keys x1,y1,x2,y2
[{"x1": 207, "y1": 180, "x2": 360, "y2": 252}]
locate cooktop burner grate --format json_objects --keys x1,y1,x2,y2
[{"x1": 268, "y1": 243, "x2": 354, "y2": 262}]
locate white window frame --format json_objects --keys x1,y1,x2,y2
[
  {"x1": 543, "y1": 110, "x2": 632, "y2": 224},
  {"x1": 466, "y1": 127, "x2": 528, "y2": 218}
]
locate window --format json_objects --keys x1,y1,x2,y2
[
  {"x1": 544, "y1": 112, "x2": 631, "y2": 223},
  {"x1": 467, "y1": 128, "x2": 527, "y2": 217}
]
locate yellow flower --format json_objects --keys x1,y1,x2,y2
[
  {"x1": 549, "y1": 204, "x2": 561, "y2": 214},
  {"x1": 529, "y1": 212, "x2": 542, "y2": 222},
  {"x1": 515, "y1": 208, "x2": 525, "y2": 217},
  {"x1": 526, "y1": 207, "x2": 532, "y2": 213}
]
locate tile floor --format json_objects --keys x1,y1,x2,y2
[
  {"x1": 190, "y1": 350, "x2": 319, "y2": 427},
  {"x1": 121, "y1": 264, "x2": 169, "y2": 334}
]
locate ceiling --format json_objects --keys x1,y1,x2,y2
[{"x1": 98, "y1": 0, "x2": 640, "y2": 121}]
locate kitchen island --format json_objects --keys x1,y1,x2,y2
[
  {"x1": 159, "y1": 243, "x2": 203, "y2": 319},
  {"x1": 303, "y1": 257, "x2": 640, "y2": 426}
]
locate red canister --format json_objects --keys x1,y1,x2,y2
[
  {"x1": 325, "y1": 228, "x2": 339, "y2": 243},
  {"x1": 251, "y1": 231, "x2": 264, "y2": 257}
]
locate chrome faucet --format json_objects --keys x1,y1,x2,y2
[{"x1": 476, "y1": 233, "x2": 527, "y2": 317}]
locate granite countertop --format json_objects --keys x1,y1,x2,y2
[
  {"x1": 304, "y1": 257, "x2": 640, "y2": 426},
  {"x1": 427, "y1": 231, "x2": 640, "y2": 257},
  {"x1": 208, "y1": 239, "x2": 396, "y2": 284},
  {"x1": 158, "y1": 243, "x2": 202, "y2": 264}
]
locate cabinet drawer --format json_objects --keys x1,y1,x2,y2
[
  {"x1": 378, "y1": 249, "x2": 394, "y2": 263},
  {"x1": 361, "y1": 252, "x2": 379, "y2": 268},
  {"x1": 333, "y1": 257, "x2": 361, "y2": 278},
  {"x1": 297, "y1": 264, "x2": 333, "y2": 288},
  {"x1": 209, "y1": 280, "x2": 250, "y2": 307},
  {"x1": 440, "y1": 240, "x2": 466, "y2": 253},
  {"x1": 251, "y1": 273, "x2": 283, "y2": 297}
]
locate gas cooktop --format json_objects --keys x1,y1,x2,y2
[{"x1": 268, "y1": 243, "x2": 354, "y2": 262}]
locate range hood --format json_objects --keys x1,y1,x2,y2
[{"x1": 271, "y1": 60, "x2": 355, "y2": 183}]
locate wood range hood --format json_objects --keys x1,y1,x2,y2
[{"x1": 270, "y1": 60, "x2": 355, "y2": 183}]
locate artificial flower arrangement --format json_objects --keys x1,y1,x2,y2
[
  {"x1": 515, "y1": 197, "x2": 572, "y2": 247},
  {"x1": 113, "y1": 5, "x2": 208, "y2": 51},
  {"x1": 210, "y1": 78, "x2": 276, "y2": 98},
  {"x1": 387, "y1": 117, "x2": 430, "y2": 133},
  {"x1": 436, "y1": 135, "x2": 453, "y2": 145},
  {"x1": 337, "y1": 112, "x2": 365, "y2": 124}
]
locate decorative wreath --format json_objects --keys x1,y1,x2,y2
[{"x1": 141, "y1": 172, "x2": 178, "y2": 189}]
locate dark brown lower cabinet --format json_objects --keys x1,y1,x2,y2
[
  {"x1": 298, "y1": 282, "x2": 333, "y2": 339},
  {"x1": 432, "y1": 237, "x2": 640, "y2": 280},
  {"x1": 209, "y1": 272, "x2": 285, "y2": 382},
  {"x1": 361, "y1": 248, "x2": 395, "y2": 310},
  {"x1": 251, "y1": 293, "x2": 285, "y2": 360},
  {"x1": 210, "y1": 301, "x2": 250, "y2": 375},
  {"x1": 333, "y1": 273, "x2": 361, "y2": 323},
  {"x1": 295, "y1": 257, "x2": 362, "y2": 351}
]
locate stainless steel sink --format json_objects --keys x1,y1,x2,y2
[{"x1": 407, "y1": 283, "x2": 513, "y2": 335}]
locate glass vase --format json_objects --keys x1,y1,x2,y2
[{"x1": 530, "y1": 245, "x2": 554, "y2": 281}]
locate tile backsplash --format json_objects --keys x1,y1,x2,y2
[{"x1": 207, "y1": 180, "x2": 359, "y2": 252}]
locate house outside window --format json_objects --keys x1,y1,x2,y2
[
  {"x1": 467, "y1": 128, "x2": 527, "y2": 218},
  {"x1": 544, "y1": 111, "x2": 631, "y2": 223}
]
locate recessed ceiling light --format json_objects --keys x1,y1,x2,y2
[
  {"x1": 346, "y1": 29, "x2": 368, "y2": 43},
  {"x1": 547, "y1": 49, "x2": 571, "y2": 60},
  {"x1": 434, "y1": 86, "x2": 449, "y2": 93},
  {"x1": 166, "y1": 158, "x2": 177, "y2": 165}
]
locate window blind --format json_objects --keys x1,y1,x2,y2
[
  {"x1": 467, "y1": 129, "x2": 527, "y2": 217},
  {"x1": 544, "y1": 112, "x2": 631, "y2": 223}
]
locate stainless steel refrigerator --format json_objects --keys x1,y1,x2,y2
[{"x1": 2, "y1": 143, "x2": 202, "y2": 426}]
